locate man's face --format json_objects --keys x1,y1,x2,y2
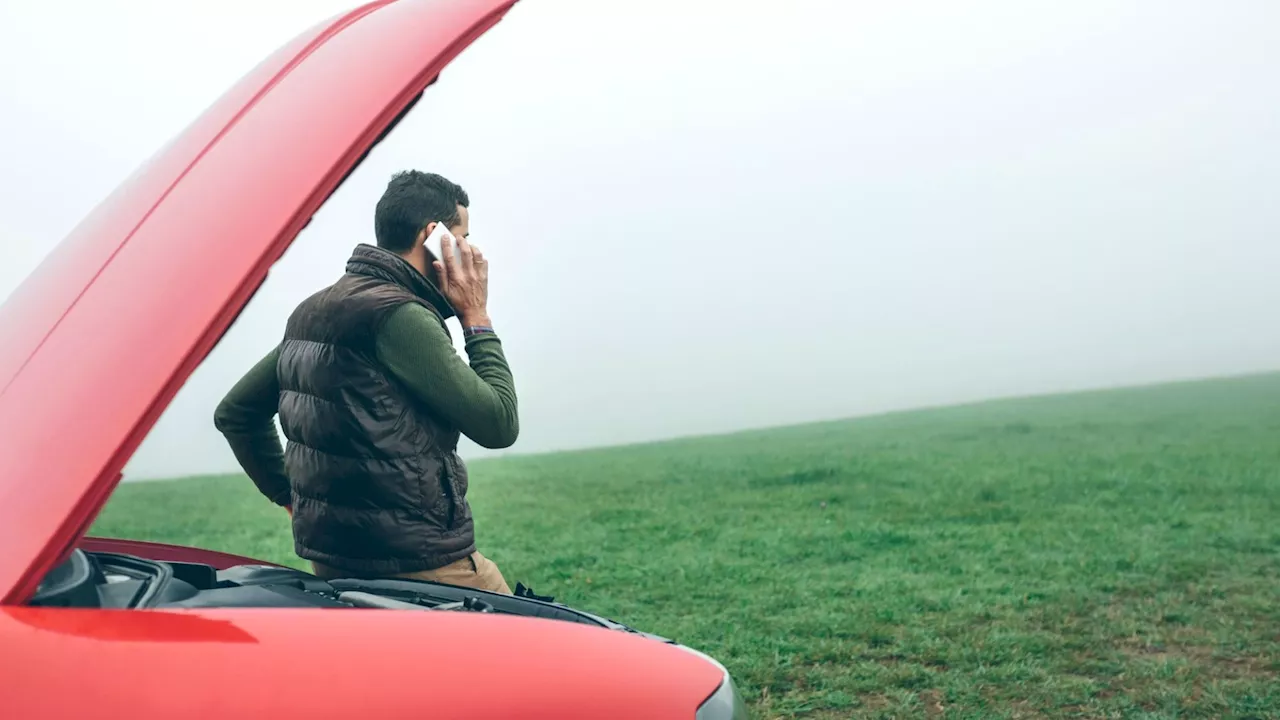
[
  {"x1": 449, "y1": 205, "x2": 470, "y2": 241},
  {"x1": 422, "y1": 204, "x2": 470, "y2": 285}
]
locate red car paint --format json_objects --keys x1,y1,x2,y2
[
  {"x1": 0, "y1": 1, "x2": 728, "y2": 716},
  {"x1": 1, "y1": 607, "x2": 722, "y2": 718}
]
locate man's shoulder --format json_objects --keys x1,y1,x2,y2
[
  {"x1": 380, "y1": 300, "x2": 449, "y2": 339},
  {"x1": 283, "y1": 274, "x2": 446, "y2": 347},
  {"x1": 287, "y1": 274, "x2": 409, "y2": 320},
  {"x1": 371, "y1": 301, "x2": 458, "y2": 381},
  {"x1": 284, "y1": 280, "x2": 339, "y2": 325}
]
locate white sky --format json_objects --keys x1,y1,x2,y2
[{"x1": 1, "y1": 0, "x2": 1278, "y2": 479}]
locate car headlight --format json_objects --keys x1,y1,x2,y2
[{"x1": 677, "y1": 646, "x2": 748, "y2": 720}]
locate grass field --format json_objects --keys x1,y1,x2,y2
[{"x1": 94, "y1": 374, "x2": 1280, "y2": 719}]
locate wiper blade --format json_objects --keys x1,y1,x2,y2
[
  {"x1": 338, "y1": 590, "x2": 498, "y2": 613},
  {"x1": 513, "y1": 582, "x2": 555, "y2": 603},
  {"x1": 336, "y1": 590, "x2": 431, "y2": 611}
]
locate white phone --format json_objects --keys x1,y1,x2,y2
[{"x1": 424, "y1": 221, "x2": 457, "y2": 265}]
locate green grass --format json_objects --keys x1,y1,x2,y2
[{"x1": 94, "y1": 374, "x2": 1280, "y2": 719}]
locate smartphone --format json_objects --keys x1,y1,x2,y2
[{"x1": 424, "y1": 221, "x2": 457, "y2": 265}]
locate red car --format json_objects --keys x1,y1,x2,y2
[{"x1": 0, "y1": 1, "x2": 746, "y2": 717}]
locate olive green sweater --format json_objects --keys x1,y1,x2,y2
[{"x1": 213, "y1": 303, "x2": 518, "y2": 506}]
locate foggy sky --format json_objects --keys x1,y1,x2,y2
[{"x1": 1, "y1": 0, "x2": 1278, "y2": 480}]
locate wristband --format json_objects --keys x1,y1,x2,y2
[{"x1": 463, "y1": 325, "x2": 495, "y2": 337}]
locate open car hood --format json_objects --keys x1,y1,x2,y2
[{"x1": 0, "y1": 0, "x2": 520, "y2": 603}]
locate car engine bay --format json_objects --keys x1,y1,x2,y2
[{"x1": 29, "y1": 548, "x2": 666, "y2": 640}]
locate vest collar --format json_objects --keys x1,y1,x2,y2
[{"x1": 345, "y1": 243, "x2": 456, "y2": 320}]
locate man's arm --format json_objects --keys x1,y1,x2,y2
[
  {"x1": 376, "y1": 303, "x2": 519, "y2": 449},
  {"x1": 213, "y1": 345, "x2": 291, "y2": 506}
]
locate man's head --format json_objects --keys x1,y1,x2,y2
[{"x1": 373, "y1": 171, "x2": 470, "y2": 259}]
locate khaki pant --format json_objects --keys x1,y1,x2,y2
[{"x1": 312, "y1": 551, "x2": 511, "y2": 595}]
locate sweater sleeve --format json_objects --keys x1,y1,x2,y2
[
  {"x1": 213, "y1": 345, "x2": 291, "y2": 506},
  {"x1": 375, "y1": 303, "x2": 520, "y2": 449}
]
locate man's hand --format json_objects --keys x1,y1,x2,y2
[{"x1": 434, "y1": 233, "x2": 491, "y2": 328}]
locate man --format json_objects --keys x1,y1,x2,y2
[{"x1": 213, "y1": 170, "x2": 518, "y2": 594}]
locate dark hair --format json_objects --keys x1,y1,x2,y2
[{"x1": 373, "y1": 171, "x2": 469, "y2": 252}]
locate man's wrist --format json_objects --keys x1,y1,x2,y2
[
  {"x1": 460, "y1": 311, "x2": 493, "y2": 331},
  {"x1": 463, "y1": 324, "x2": 496, "y2": 338}
]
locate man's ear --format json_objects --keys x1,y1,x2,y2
[{"x1": 415, "y1": 224, "x2": 433, "y2": 248}]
